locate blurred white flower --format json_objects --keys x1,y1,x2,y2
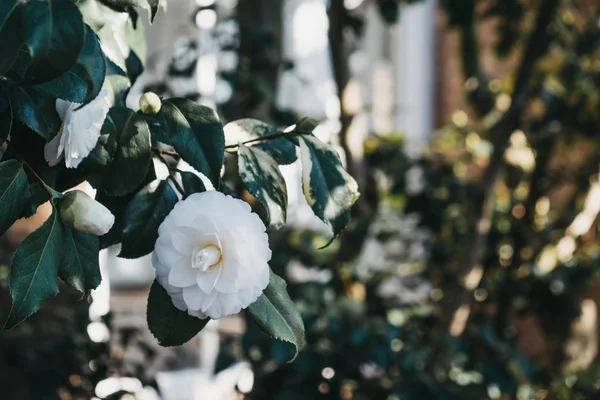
[
  {"x1": 405, "y1": 165, "x2": 425, "y2": 195},
  {"x1": 44, "y1": 89, "x2": 110, "y2": 168},
  {"x1": 153, "y1": 191, "x2": 271, "y2": 319},
  {"x1": 286, "y1": 259, "x2": 332, "y2": 284},
  {"x1": 59, "y1": 190, "x2": 115, "y2": 236},
  {"x1": 376, "y1": 277, "x2": 431, "y2": 304}
]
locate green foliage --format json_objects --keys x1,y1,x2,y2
[
  {"x1": 37, "y1": 25, "x2": 106, "y2": 104},
  {"x1": 0, "y1": 160, "x2": 29, "y2": 235},
  {"x1": 100, "y1": 107, "x2": 152, "y2": 196},
  {"x1": 238, "y1": 144, "x2": 288, "y2": 230},
  {"x1": 0, "y1": 0, "x2": 360, "y2": 358},
  {"x1": 60, "y1": 228, "x2": 101, "y2": 295},
  {"x1": 180, "y1": 171, "x2": 206, "y2": 195},
  {"x1": 146, "y1": 280, "x2": 209, "y2": 346},
  {"x1": 248, "y1": 270, "x2": 306, "y2": 361},
  {"x1": 22, "y1": 0, "x2": 85, "y2": 84},
  {"x1": 4, "y1": 208, "x2": 63, "y2": 329},
  {"x1": 120, "y1": 179, "x2": 178, "y2": 258},
  {"x1": 147, "y1": 98, "x2": 225, "y2": 186},
  {"x1": 298, "y1": 135, "x2": 360, "y2": 244},
  {"x1": 224, "y1": 118, "x2": 297, "y2": 164}
]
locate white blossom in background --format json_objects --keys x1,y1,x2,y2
[
  {"x1": 59, "y1": 190, "x2": 115, "y2": 236},
  {"x1": 405, "y1": 165, "x2": 425, "y2": 195},
  {"x1": 44, "y1": 89, "x2": 110, "y2": 168},
  {"x1": 152, "y1": 191, "x2": 271, "y2": 319},
  {"x1": 354, "y1": 204, "x2": 431, "y2": 304}
]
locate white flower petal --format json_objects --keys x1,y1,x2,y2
[
  {"x1": 168, "y1": 265, "x2": 197, "y2": 288},
  {"x1": 49, "y1": 90, "x2": 110, "y2": 169},
  {"x1": 152, "y1": 191, "x2": 271, "y2": 320},
  {"x1": 44, "y1": 129, "x2": 65, "y2": 167}
]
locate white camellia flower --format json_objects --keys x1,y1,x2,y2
[
  {"x1": 59, "y1": 190, "x2": 115, "y2": 236},
  {"x1": 152, "y1": 191, "x2": 271, "y2": 319},
  {"x1": 44, "y1": 89, "x2": 110, "y2": 168}
]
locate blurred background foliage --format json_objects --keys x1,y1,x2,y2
[{"x1": 3, "y1": 0, "x2": 600, "y2": 399}]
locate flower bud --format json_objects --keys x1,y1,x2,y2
[
  {"x1": 139, "y1": 92, "x2": 162, "y2": 115},
  {"x1": 59, "y1": 190, "x2": 115, "y2": 236}
]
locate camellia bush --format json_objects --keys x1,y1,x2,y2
[{"x1": 0, "y1": 0, "x2": 359, "y2": 356}]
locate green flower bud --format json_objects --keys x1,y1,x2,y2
[{"x1": 139, "y1": 92, "x2": 162, "y2": 115}]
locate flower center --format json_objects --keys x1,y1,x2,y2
[{"x1": 191, "y1": 245, "x2": 221, "y2": 271}]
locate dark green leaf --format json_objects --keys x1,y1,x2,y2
[
  {"x1": 238, "y1": 144, "x2": 287, "y2": 231},
  {"x1": 180, "y1": 171, "x2": 206, "y2": 195},
  {"x1": 0, "y1": 94, "x2": 12, "y2": 145},
  {"x1": 0, "y1": 0, "x2": 19, "y2": 32},
  {"x1": 0, "y1": 160, "x2": 29, "y2": 235},
  {"x1": 82, "y1": 113, "x2": 119, "y2": 188},
  {"x1": 224, "y1": 119, "x2": 297, "y2": 165},
  {"x1": 247, "y1": 270, "x2": 306, "y2": 361},
  {"x1": 103, "y1": 107, "x2": 152, "y2": 196},
  {"x1": 147, "y1": 280, "x2": 209, "y2": 346},
  {"x1": 95, "y1": 191, "x2": 135, "y2": 249},
  {"x1": 4, "y1": 209, "x2": 62, "y2": 329},
  {"x1": 120, "y1": 180, "x2": 178, "y2": 259},
  {"x1": 151, "y1": 98, "x2": 225, "y2": 186},
  {"x1": 5, "y1": 123, "x2": 57, "y2": 216},
  {"x1": 37, "y1": 24, "x2": 107, "y2": 104},
  {"x1": 22, "y1": 0, "x2": 85, "y2": 83},
  {"x1": 0, "y1": 3, "x2": 24, "y2": 75},
  {"x1": 6, "y1": 85, "x2": 61, "y2": 140},
  {"x1": 299, "y1": 135, "x2": 359, "y2": 246},
  {"x1": 60, "y1": 228, "x2": 101, "y2": 295}
]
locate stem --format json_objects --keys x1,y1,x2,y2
[
  {"x1": 152, "y1": 148, "x2": 180, "y2": 159},
  {"x1": 154, "y1": 152, "x2": 186, "y2": 198},
  {"x1": 223, "y1": 130, "x2": 289, "y2": 149},
  {"x1": 5, "y1": 140, "x2": 55, "y2": 198}
]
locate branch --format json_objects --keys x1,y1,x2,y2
[
  {"x1": 448, "y1": 0, "x2": 561, "y2": 336},
  {"x1": 6, "y1": 140, "x2": 55, "y2": 199},
  {"x1": 223, "y1": 130, "x2": 289, "y2": 149}
]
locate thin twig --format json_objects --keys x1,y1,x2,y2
[
  {"x1": 152, "y1": 148, "x2": 180, "y2": 159},
  {"x1": 5, "y1": 140, "x2": 55, "y2": 198},
  {"x1": 223, "y1": 130, "x2": 289, "y2": 149}
]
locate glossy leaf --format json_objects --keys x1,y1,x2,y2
[
  {"x1": 180, "y1": 171, "x2": 206, "y2": 196},
  {"x1": 5, "y1": 210, "x2": 63, "y2": 329},
  {"x1": 0, "y1": 94, "x2": 12, "y2": 145},
  {"x1": 299, "y1": 135, "x2": 359, "y2": 245},
  {"x1": 103, "y1": 107, "x2": 152, "y2": 196},
  {"x1": 224, "y1": 118, "x2": 297, "y2": 165},
  {"x1": 22, "y1": 0, "x2": 85, "y2": 83},
  {"x1": 6, "y1": 85, "x2": 61, "y2": 140},
  {"x1": 120, "y1": 180, "x2": 178, "y2": 259},
  {"x1": 150, "y1": 98, "x2": 225, "y2": 186},
  {"x1": 248, "y1": 270, "x2": 306, "y2": 361},
  {"x1": 37, "y1": 24, "x2": 106, "y2": 104},
  {"x1": 60, "y1": 228, "x2": 101, "y2": 295},
  {"x1": 0, "y1": 0, "x2": 19, "y2": 32},
  {"x1": 0, "y1": 160, "x2": 29, "y2": 236},
  {"x1": 147, "y1": 280, "x2": 209, "y2": 346},
  {"x1": 0, "y1": 2, "x2": 23, "y2": 75},
  {"x1": 238, "y1": 144, "x2": 287, "y2": 230}
]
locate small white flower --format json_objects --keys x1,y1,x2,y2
[
  {"x1": 59, "y1": 190, "x2": 115, "y2": 236},
  {"x1": 405, "y1": 165, "x2": 425, "y2": 195},
  {"x1": 44, "y1": 89, "x2": 110, "y2": 169},
  {"x1": 152, "y1": 191, "x2": 271, "y2": 319}
]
